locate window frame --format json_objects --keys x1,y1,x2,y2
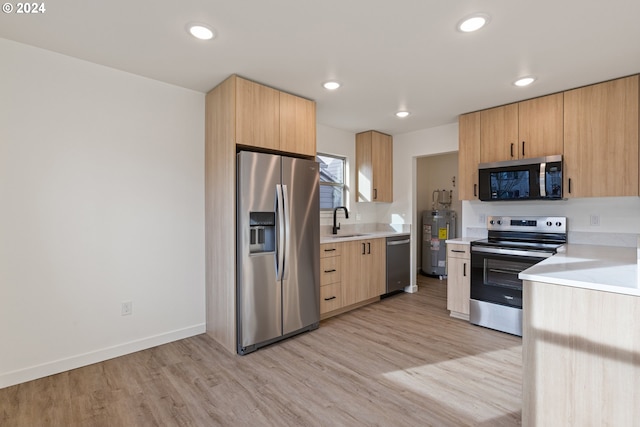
[{"x1": 316, "y1": 152, "x2": 347, "y2": 211}]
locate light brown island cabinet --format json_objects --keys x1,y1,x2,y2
[
  {"x1": 479, "y1": 93, "x2": 564, "y2": 163},
  {"x1": 523, "y1": 280, "x2": 640, "y2": 426},
  {"x1": 356, "y1": 131, "x2": 393, "y2": 202},
  {"x1": 458, "y1": 112, "x2": 481, "y2": 200},
  {"x1": 234, "y1": 75, "x2": 317, "y2": 156},
  {"x1": 563, "y1": 74, "x2": 639, "y2": 198},
  {"x1": 320, "y1": 243, "x2": 343, "y2": 316},
  {"x1": 445, "y1": 243, "x2": 470, "y2": 320},
  {"x1": 204, "y1": 75, "x2": 317, "y2": 354}
]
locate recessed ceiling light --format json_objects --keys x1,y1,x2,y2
[
  {"x1": 323, "y1": 81, "x2": 341, "y2": 90},
  {"x1": 457, "y1": 14, "x2": 490, "y2": 32},
  {"x1": 187, "y1": 23, "x2": 215, "y2": 40},
  {"x1": 514, "y1": 76, "x2": 536, "y2": 87},
  {"x1": 396, "y1": 111, "x2": 410, "y2": 118}
]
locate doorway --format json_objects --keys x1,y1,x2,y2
[{"x1": 416, "y1": 152, "x2": 462, "y2": 273}]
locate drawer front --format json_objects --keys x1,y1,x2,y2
[
  {"x1": 320, "y1": 256, "x2": 341, "y2": 286},
  {"x1": 447, "y1": 243, "x2": 470, "y2": 259},
  {"x1": 320, "y1": 283, "x2": 342, "y2": 313},
  {"x1": 320, "y1": 243, "x2": 342, "y2": 258}
]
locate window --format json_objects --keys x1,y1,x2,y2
[{"x1": 317, "y1": 153, "x2": 346, "y2": 210}]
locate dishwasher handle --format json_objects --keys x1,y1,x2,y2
[{"x1": 387, "y1": 239, "x2": 410, "y2": 246}]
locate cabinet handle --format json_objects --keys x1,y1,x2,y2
[
  {"x1": 324, "y1": 248, "x2": 336, "y2": 252},
  {"x1": 374, "y1": 188, "x2": 378, "y2": 200},
  {"x1": 324, "y1": 269, "x2": 336, "y2": 273},
  {"x1": 451, "y1": 249, "x2": 466, "y2": 253},
  {"x1": 522, "y1": 141, "x2": 525, "y2": 157},
  {"x1": 463, "y1": 263, "x2": 467, "y2": 277},
  {"x1": 362, "y1": 243, "x2": 366, "y2": 255},
  {"x1": 474, "y1": 184, "x2": 477, "y2": 197},
  {"x1": 324, "y1": 296, "x2": 336, "y2": 301},
  {"x1": 510, "y1": 143, "x2": 514, "y2": 158},
  {"x1": 568, "y1": 178, "x2": 572, "y2": 194},
  {"x1": 367, "y1": 242, "x2": 371, "y2": 254}
]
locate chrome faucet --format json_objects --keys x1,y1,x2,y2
[{"x1": 332, "y1": 206, "x2": 349, "y2": 234}]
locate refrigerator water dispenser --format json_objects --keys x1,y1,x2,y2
[{"x1": 249, "y1": 212, "x2": 276, "y2": 254}]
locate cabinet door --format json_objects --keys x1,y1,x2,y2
[
  {"x1": 364, "y1": 239, "x2": 386, "y2": 298},
  {"x1": 372, "y1": 132, "x2": 393, "y2": 202},
  {"x1": 563, "y1": 75, "x2": 639, "y2": 198},
  {"x1": 280, "y1": 92, "x2": 316, "y2": 156},
  {"x1": 341, "y1": 239, "x2": 385, "y2": 305},
  {"x1": 518, "y1": 93, "x2": 564, "y2": 159},
  {"x1": 356, "y1": 132, "x2": 374, "y2": 202},
  {"x1": 235, "y1": 77, "x2": 280, "y2": 150},
  {"x1": 446, "y1": 244, "x2": 470, "y2": 316},
  {"x1": 341, "y1": 240, "x2": 365, "y2": 306},
  {"x1": 458, "y1": 112, "x2": 481, "y2": 200},
  {"x1": 480, "y1": 103, "x2": 519, "y2": 163}
]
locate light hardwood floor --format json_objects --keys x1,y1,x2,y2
[{"x1": 0, "y1": 276, "x2": 522, "y2": 426}]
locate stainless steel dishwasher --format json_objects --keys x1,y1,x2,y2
[{"x1": 385, "y1": 235, "x2": 411, "y2": 294}]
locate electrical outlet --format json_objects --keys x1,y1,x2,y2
[
  {"x1": 590, "y1": 215, "x2": 600, "y2": 226},
  {"x1": 479, "y1": 214, "x2": 486, "y2": 224},
  {"x1": 356, "y1": 213, "x2": 362, "y2": 221},
  {"x1": 121, "y1": 301, "x2": 133, "y2": 316}
]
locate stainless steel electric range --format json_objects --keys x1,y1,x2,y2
[{"x1": 470, "y1": 216, "x2": 567, "y2": 336}]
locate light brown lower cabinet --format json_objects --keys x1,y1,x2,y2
[
  {"x1": 446, "y1": 243, "x2": 470, "y2": 320},
  {"x1": 320, "y1": 238, "x2": 385, "y2": 318}
]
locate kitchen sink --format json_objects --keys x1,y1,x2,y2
[{"x1": 331, "y1": 233, "x2": 367, "y2": 238}]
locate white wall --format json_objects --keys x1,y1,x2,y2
[
  {"x1": 379, "y1": 123, "x2": 460, "y2": 291},
  {"x1": 0, "y1": 39, "x2": 205, "y2": 388}
]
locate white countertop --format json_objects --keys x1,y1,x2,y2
[
  {"x1": 445, "y1": 237, "x2": 480, "y2": 245},
  {"x1": 320, "y1": 230, "x2": 410, "y2": 244},
  {"x1": 519, "y1": 244, "x2": 640, "y2": 297}
]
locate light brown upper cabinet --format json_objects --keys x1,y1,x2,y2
[
  {"x1": 279, "y1": 91, "x2": 317, "y2": 156},
  {"x1": 563, "y1": 75, "x2": 639, "y2": 198},
  {"x1": 234, "y1": 75, "x2": 316, "y2": 156},
  {"x1": 356, "y1": 130, "x2": 393, "y2": 202},
  {"x1": 458, "y1": 112, "x2": 481, "y2": 200},
  {"x1": 480, "y1": 93, "x2": 564, "y2": 163}
]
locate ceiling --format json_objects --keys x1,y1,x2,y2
[{"x1": 2, "y1": 0, "x2": 639, "y2": 135}]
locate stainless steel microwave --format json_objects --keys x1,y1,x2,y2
[{"x1": 478, "y1": 155, "x2": 563, "y2": 201}]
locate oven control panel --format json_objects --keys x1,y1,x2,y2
[{"x1": 487, "y1": 216, "x2": 566, "y2": 233}]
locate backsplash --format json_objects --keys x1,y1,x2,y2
[{"x1": 461, "y1": 197, "x2": 640, "y2": 247}]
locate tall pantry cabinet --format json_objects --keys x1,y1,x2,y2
[{"x1": 205, "y1": 75, "x2": 316, "y2": 353}]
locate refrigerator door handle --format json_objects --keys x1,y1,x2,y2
[
  {"x1": 276, "y1": 184, "x2": 285, "y2": 281},
  {"x1": 281, "y1": 184, "x2": 290, "y2": 280}
]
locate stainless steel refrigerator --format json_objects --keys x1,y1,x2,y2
[{"x1": 236, "y1": 151, "x2": 320, "y2": 355}]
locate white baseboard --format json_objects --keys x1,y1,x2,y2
[{"x1": 0, "y1": 323, "x2": 206, "y2": 389}]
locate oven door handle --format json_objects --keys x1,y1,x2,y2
[
  {"x1": 488, "y1": 268, "x2": 524, "y2": 275},
  {"x1": 471, "y1": 246, "x2": 554, "y2": 258}
]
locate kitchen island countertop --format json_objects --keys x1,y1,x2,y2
[{"x1": 519, "y1": 243, "x2": 639, "y2": 296}]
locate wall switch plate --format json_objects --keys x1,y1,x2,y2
[
  {"x1": 590, "y1": 215, "x2": 600, "y2": 226},
  {"x1": 121, "y1": 301, "x2": 133, "y2": 316}
]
